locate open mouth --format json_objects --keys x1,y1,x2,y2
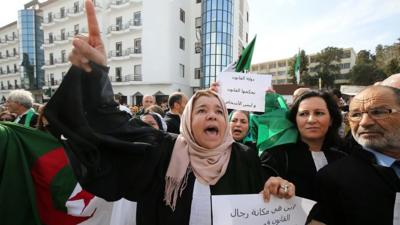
[
  {"x1": 205, "y1": 125, "x2": 219, "y2": 136},
  {"x1": 232, "y1": 128, "x2": 242, "y2": 134}
]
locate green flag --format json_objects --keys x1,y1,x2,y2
[
  {"x1": 0, "y1": 122, "x2": 94, "y2": 225},
  {"x1": 250, "y1": 93, "x2": 298, "y2": 155},
  {"x1": 235, "y1": 36, "x2": 257, "y2": 72},
  {"x1": 294, "y1": 50, "x2": 301, "y2": 84}
]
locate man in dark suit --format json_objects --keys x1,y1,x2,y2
[
  {"x1": 308, "y1": 85, "x2": 400, "y2": 225},
  {"x1": 5, "y1": 90, "x2": 38, "y2": 128},
  {"x1": 164, "y1": 92, "x2": 188, "y2": 134}
]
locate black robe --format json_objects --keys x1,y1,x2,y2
[
  {"x1": 44, "y1": 63, "x2": 272, "y2": 225},
  {"x1": 260, "y1": 140, "x2": 347, "y2": 200}
]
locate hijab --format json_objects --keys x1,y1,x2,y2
[{"x1": 164, "y1": 90, "x2": 234, "y2": 210}]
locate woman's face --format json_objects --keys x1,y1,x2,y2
[
  {"x1": 230, "y1": 111, "x2": 249, "y2": 141},
  {"x1": 191, "y1": 95, "x2": 226, "y2": 149},
  {"x1": 296, "y1": 97, "x2": 331, "y2": 143},
  {"x1": 141, "y1": 115, "x2": 160, "y2": 130}
]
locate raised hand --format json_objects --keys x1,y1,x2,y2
[{"x1": 69, "y1": 0, "x2": 106, "y2": 72}]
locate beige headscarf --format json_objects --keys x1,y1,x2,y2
[{"x1": 164, "y1": 90, "x2": 234, "y2": 210}]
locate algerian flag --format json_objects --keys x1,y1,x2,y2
[
  {"x1": 0, "y1": 122, "x2": 95, "y2": 225},
  {"x1": 235, "y1": 35, "x2": 257, "y2": 72},
  {"x1": 294, "y1": 50, "x2": 301, "y2": 84}
]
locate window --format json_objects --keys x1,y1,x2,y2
[
  {"x1": 195, "y1": 42, "x2": 201, "y2": 54},
  {"x1": 13, "y1": 48, "x2": 17, "y2": 56},
  {"x1": 246, "y1": 33, "x2": 248, "y2": 43},
  {"x1": 6, "y1": 66, "x2": 10, "y2": 73},
  {"x1": 61, "y1": 50, "x2": 66, "y2": 63},
  {"x1": 74, "y1": 1, "x2": 79, "y2": 13},
  {"x1": 62, "y1": 71, "x2": 66, "y2": 79},
  {"x1": 48, "y1": 12, "x2": 53, "y2": 23},
  {"x1": 49, "y1": 53, "x2": 54, "y2": 65},
  {"x1": 134, "y1": 64, "x2": 142, "y2": 75},
  {"x1": 196, "y1": 0, "x2": 201, "y2": 3},
  {"x1": 195, "y1": 17, "x2": 202, "y2": 28},
  {"x1": 134, "y1": 12, "x2": 141, "y2": 26},
  {"x1": 179, "y1": 64, "x2": 185, "y2": 78},
  {"x1": 134, "y1": 38, "x2": 141, "y2": 53},
  {"x1": 194, "y1": 68, "x2": 201, "y2": 79},
  {"x1": 60, "y1": 7, "x2": 65, "y2": 18},
  {"x1": 116, "y1": 17, "x2": 123, "y2": 31},
  {"x1": 116, "y1": 42, "x2": 122, "y2": 56},
  {"x1": 179, "y1": 36, "x2": 185, "y2": 50},
  {"x1": 61, "y1": 29, "x2": 66, "y2": 40},
  {"x1": 115, "y1": 67, "x2": 122, "y2": 82},
  {"x1": 180, "y1": 9, "x2": 185, "y2": 23},
  {"x1": 74, "y1": 24, "x2": 79, "y2": 35},
  {"x1": 6, "y1": 50, "x2": 9, "y2": 57},
  {"x1": 49, "y1": 32, "x2": 53, "y2": 43},
  {"x1": 13, "y1": 64, "x2": 17, "y2": 72},
  {"x1": 50, "y1": 73, "x2": 55, "y2": 85},
  {"x1": 247, "y1": 12, "x2": 249, "y2": 22}
]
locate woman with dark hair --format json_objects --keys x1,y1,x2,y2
[{"x1": 261, "y1": 91, "x2": 347, "y2": 200}]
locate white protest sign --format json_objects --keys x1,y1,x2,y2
[
  {"x1": 212, "y1": 194, "x2": 316, "y2": 225},
  {"x1": 217, "y1": 72, "x2": 272, "y2": 112},
  {"x1": 394, "y1": 193, "x2": 400, "y2": 225}
]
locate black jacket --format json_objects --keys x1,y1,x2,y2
[
  {"x1": 260, "y1": 140, "x2": 347, "y2": 200},
  {"x1": 164, "y1": 112, "x2": 180, "y2": 134},
  {"x1": 310, "y1": 147, "x2": 400, "y2": 225}
]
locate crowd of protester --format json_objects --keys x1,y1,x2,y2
[{"x1": 1, "y1": 1, "x2": 399, "y2": 225}]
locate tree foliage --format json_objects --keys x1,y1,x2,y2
[{"x1": 312, "y1": 47, "x2": 344, "y2": 89}]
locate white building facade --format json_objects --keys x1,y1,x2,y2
[
  {"x1": 0, "y1": 22, "x2": 21, "y2": 102},
  {"x1": 251, "y1": 48, "x2": 357, "y2": 85},
  {"x1": 40, "y1": 0, "x2": 249, "y2": 105}
]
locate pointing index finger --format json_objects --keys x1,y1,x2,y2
[{"x1": 85, "y1": 0, "x2": 100, "y2": 38}]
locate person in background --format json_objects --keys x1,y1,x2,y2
[
  {"x1": 137, "y1": 95, "x2": 155, "y2": 116},
  {"x1": 229, "y1": 110, "x2": 256, "y2": 151},
  {"x1": 381, "y1": 72, "x2": 400, "y2": 88},
  {"x1": 308, "y1": 85, "x2": 400, "y2": 225},
  {"x1": 146, "y1": 104, "x2": 166, "y2": 118},
  {"x1": 0, "y1": 111, "x2": 17, "y2": 122},
  {"x1": 292, "y1": 87, "x2": 311, "y2": 105},
  {"x1": 5, "y1": 90, "x2": 38, "y2": 128},
  {"x1": 261, "y1": 91, "x2": 347, "y2": 201},
  {"x1": 140, "y1": 112, "x2": 164, "y2": 131},
  {"x1": 164, "y1": 92, "x2": 188, "y2": 134}
]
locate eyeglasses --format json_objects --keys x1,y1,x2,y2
[{"x1": 348, "y1": 108, "x2": 400, "y2": 122}]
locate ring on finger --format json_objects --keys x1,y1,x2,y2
[{"x1": 280, "y1": 183, "x2": 289, "y2": 193}]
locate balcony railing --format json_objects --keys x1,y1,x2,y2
[
  {"x1": 107, "y1": 20, "x2": 142, "y2": 34},
  {"x1": 109, "y1": 74, "x2": 142, "y2": 82},
  {"x1": 108, "y1": 47, "x2": 142, "y2": 58},
  {"x1": 45, "y1": 79, "x2": 62, "y2": 86},
  {"x1": 67, "y1": 5, "x2": 84, "y2": 16}
]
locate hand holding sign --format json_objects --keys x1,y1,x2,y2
[{"x1": 69, "y1": 0, "x2": 106, "y2": 72}]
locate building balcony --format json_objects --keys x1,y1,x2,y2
[
  {"x1": 42, "y1": 59, "x2": 58, "y2": 69},
  {"x1": 107, "y1": 47, "x2": 142, "y2": 62},
  {"x1": 109, "y1": 74, "x2": 142, "y2": 83},
  {"x1": 5, "y1": 36, "x2": 18, "y2": 44},
  {"x1": 53, "y1": 34, "x2": 73, "y2": 45},
  {"x1": 42, "y1": 17, "x2": 55, "y2": 27},
  {"x1": 106, "y1": 21, "x2": 142, "y2": 37},
  {"x1": 55, "y1": 57, "x2": 70, "y2": 67},
  {"x1": 45, "y1": 79, "x2": 62, "y2": 87},
  {"x1": 67, "y1": 5, "x2": 84, "y2": 17},
  {"x1": 54, "y1": 12, "x2": 68, "y2": 22},
  {"x1": 107, "y1": 0, "x2": 142, "y2": 11}
]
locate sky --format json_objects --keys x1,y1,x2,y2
[{"x1": 1, "y1": 0, "x2": 399, "y2": 63}]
